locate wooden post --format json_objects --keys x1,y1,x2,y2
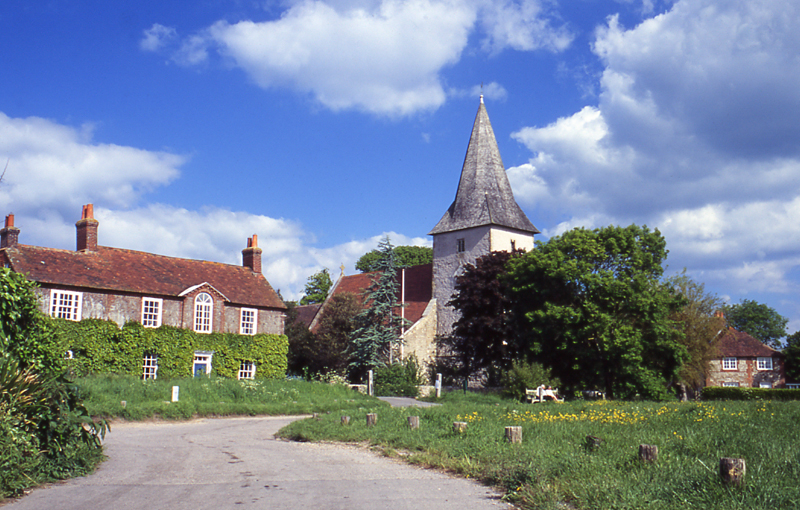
[
  {"x1": 366, "y1": 413, "x2": 378, "y2": 426},
  {"x1": 368, "y1": 370, "x2": 374, "y2": 396},
  {"x1": 408, "y1": 416, "x2": 420, "y2": 429},
  {"x1": 120, "y1": 400, "x2": 126, "y2": 408},
  {"x1": 453, "y1": 421, "x2": 467, "y2": 433},
  {"x1": 505, "y1": 426, "x2": 522, "y2": 444},
  {"x1": 341, "y1": 416, "x2": 350, "y2": 425},
  {"x1": 312, "y1": 413, "x2": 319, "y2": 420},
  {"x1": 720, "y1": 457, "x2": 746, "y2": 486},
  {"x1": 639, "y1": 444, "x2": 658, "y2": 463},
  {"x1": 585, "y1": 435, "x2": 604, "y2": 451}
]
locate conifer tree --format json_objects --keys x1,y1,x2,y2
[{"x1": 349, "y1": 236, "x2": 408, "y2": 380}]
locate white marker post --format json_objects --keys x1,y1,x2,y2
[
  {"x1": 171, "y1": 386, "x2": 179, "y2": 402},
  {"x1": 435, "y1": 373, "x2": 442, "y2": 398},
  {"x1": 368, "y1": 370, "x2": 374, "y2": 396}
]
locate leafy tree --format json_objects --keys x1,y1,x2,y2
[
  {"x1": 299, "y1": 268, "x2": 333, "y2": 305},
  {"x1": 285, "y1": 302, "x2": 316, "y2": 376},
  {"x1": 783, "y1": 331, "x2": 800, "y2": 382},
  {"x1": 441, "y1": 250, "x2": 523, "y2": 379},
  {"x1": 506, "y1": 225, "x2": 687, "y2": 400},
  {"x1": 312, "y1": 292, "x2": 360, "y2": 376},
  {"x1": 667, "y1": 271, "x2": 726, "y2": 398},
  {"x1": 723, "y1": 299, "x2": 787, "y2": 349},
  {"x1": 355, "y1": 245, "x2": 432, "y2": 272},
  {"x1": 349, "y1": 236, "x2": 408, "y2": 380}
]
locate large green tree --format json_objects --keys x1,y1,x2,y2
[
  {"x1": 312, "y1": 292, "x2": 360, "y2": 376},
  {"x1": 300, "y1": 268, "x2": 333, "y2": 305},
  {"x1": 442, "y1": 250, "x2": 524, "y2": 379},
  {"x1": 355, "y1": 245, "x2": 432, "y2": 272},
  {"x1": 667, "y1": 271, "x2": 726, "y2": 397},
  {"x1": 506, "y1": 225, "x2": 687, "y2": 400},
  {"x1": 783, "y1": 331, "x2": 800, "y2": 382},
  {"x1": 349, "y1": 236, "x2": 408, "y2": 380},
  {"x1": 723, "y1": 299, "x2": 787, "y2": 349}
]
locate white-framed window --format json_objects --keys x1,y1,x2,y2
[
  {"x1": 238, "y1": 361, "x2": 256, "y2": 380},
  {"x1": 50, "y1": 290, "x2": 82, "y2": 321},
  {"x1": 722, "y1": 382, "x2": 739, "y2": 387},
  {"x1": 757, "y1": 357, "x2": 773, "y2": 370},
  {"x1": 456, "y1": 238, "x2": 465, "y2": 253},
  {"x1": 141, "y1": 297, "x2": 163, "y2": 328},
  {"x1": 142, "y1": 354, "x2": 158, "y2": 380},
  {"x1": 194, "y1": 293, "x2": 213, "y2": 333},
  {"x1": 193, "y1": 352, "x2": 213, "y2": 376},
  {"x1": 759, "y1": 382, "x2": 772, "y2": 388},
  {"x1": 722, "y1": 357, "x2": 737, "y2": 370},
  {"x1": 787, "y1": 383, "x2": 800, "y2": 389},
  {"x1": 240, "y1": 308, "x2": 257, "y2": 335}
]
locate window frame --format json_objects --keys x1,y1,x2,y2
[
  {"x1": 238, "y1": 361, "x2": 256, "y2": 380},
  {"x1": 193, "y1": 293, "x2": 213, "y2": 333},
  {"x1": 141, "y1": 297, "x2": 163, "y2": 328},
  {"x1": 722, "y1": 382, "x2": 739, "y2": 387},
  {"x1": 757, "y1": 357, "x2": 773, "y2": 371},
  {"x1": 722, "y1": 357, "x2": 737, "y2": 370},
  {"x1": 239, "y1": 308, "x2": 257, "y2": 335},
  {"x1": 142, "y1": 353, "x2": 158, "y2": 380},
  {"x1": 456, "y1": 238, "x2": 465, "y2": 253},
  {"x1": 50, "y1": 289, "x2": 82, "y2": 321}
]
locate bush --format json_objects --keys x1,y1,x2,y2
[
  {"x1": 500, "y1": 360, "x2": 561, "y2": 401},
  {"x1": 702, "y1": 386, "x2": 800, "y2": 400},
  {"x1": 374, "y1": 357, "x2": 422, "y2": 397}
]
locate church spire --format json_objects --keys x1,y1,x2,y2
[{"x1": 429, "y1": 99, "x2": 539, "y2": 236}]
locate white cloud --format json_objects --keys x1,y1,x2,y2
[
  {"x1": 0, "y1": 111, "x2": 430, "y2": 301},
  {"x1": 159, "y1": 0, "x2": 571, "y2": 116},
  {"x1": 507, "y1": 0, "x2": 800, "y2": 321},
  {"x1": 140, "y1": 23, "x2": 177, "y2": 52}
]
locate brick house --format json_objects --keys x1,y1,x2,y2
[
  {"x1": 707, "y1": 328, "x2": 786, "y2": 388},
  {"x1": 0, "y1": 205, "x2": 286, "y2": 338}
]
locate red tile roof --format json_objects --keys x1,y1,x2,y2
[
  {"x1": 328, "y1": 263, "x2": 432, "y2": 324},
  {"x1": 294, "y1": 304, "x2": 322, "y2": 328},
  {"x1": 716, "y1": 328, "x2": 782, "y2": 358},
  {"x1": 3, "y1": 244, "x2": 285, "y2": 310}
]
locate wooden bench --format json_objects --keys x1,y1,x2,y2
[{"x1": 526, "y1": 386, "x2": 563, "y2": 403}]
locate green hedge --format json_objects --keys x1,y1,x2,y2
[
  {"x1": 50, "y1": 318, "x2": 287, "y2": 379},
  {"x1": 702, "y1": 386, "x2": 800, "y2": 401}
]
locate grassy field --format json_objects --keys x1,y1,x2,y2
[
  {"x1": 77, "y1": 374, "x2": 385, "y2": 420},
  {"x1": 279, "y1": 393, "x2": 800, "y2": 510}
]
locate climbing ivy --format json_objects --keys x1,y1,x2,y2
[{"x1": 50, "y1": 318, "x2": 287, "y2": 379}]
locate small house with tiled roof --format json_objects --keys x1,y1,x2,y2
[
  {"x1": 707, "y1": 328, "x2": 786, "y2": 388},
  {"x1": 0, "y1": 205, "x2": 286, "y2": 338}
]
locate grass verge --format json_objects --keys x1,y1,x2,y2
[
  {"x1": 278, "y1": 396, "x2": 800, "y2": 510},
  {"x1": 77, "y1": 374, "x2": 385, "y2": 420}
]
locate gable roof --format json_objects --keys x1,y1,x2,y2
[
  {"x1": 293, "y1": 303, "x2": 322, "y2": 329},
  {"x1": 321, "y1": 263, "x2": 433, "y2": 329},
  {"x1": 429, "y1": 98, "x2": 539, "y2": 236},
  {"x1": 2, "y1": 244, "x2": 286, "y2": 310},
  {"x1": 716, "y1": 328, "x2": 782, "y2": 358}
]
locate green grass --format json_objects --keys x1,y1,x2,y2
[
  {"x1": 278, "y1": 395, "x2": 800, "y2": 510},
  {"x1": 77, "y1": 374, "x2": 385, "y2": 420}
]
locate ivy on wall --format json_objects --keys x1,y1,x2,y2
[{"x1": 50, "y1": 318, "x2": 287, "y2": 379}]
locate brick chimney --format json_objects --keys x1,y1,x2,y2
[
  {"x1": 76, "y1": 204, "x2": 99, "y2": 252},
  {"x1": 0, "y1": 214, "x2": 20, "y2": 248},
  {"x1": 242, "y1": 235, "x2": 262, "y2": 274}
]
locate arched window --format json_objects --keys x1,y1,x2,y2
[{"x1": 194, "y1": 293, "x2": 213, "y2": 333}]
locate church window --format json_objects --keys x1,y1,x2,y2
[{"x1": 457, "y1": 238, "x2": 465, "y2": 253}]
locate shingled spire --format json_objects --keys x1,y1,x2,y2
[{"x1": 429, "y1": 96, "x2": 539, "y2": 236}]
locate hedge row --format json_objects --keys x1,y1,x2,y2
[
  {"x1": 702, "y1": 386, "x2": 800, "y2": 401},
  {"x1": 49, "y1": 318, "x2": 288, "y2": 379}
]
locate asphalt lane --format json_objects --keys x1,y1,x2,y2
[{"x1": 8, "y1": 416, "x2": 510, "y2": 510}]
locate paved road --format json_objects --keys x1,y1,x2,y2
[
  {"x1": 8, "y1": 416, "x2": 509, "y2": 510},
  {"x1": 377, "y1": 396, "x2": 440, "y2": 408}
]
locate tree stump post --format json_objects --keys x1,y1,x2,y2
[
  {"x1": 639, "y1": 444, "x2": 658, "y2": 463},
  {"x1": 584, "y1": 435, "x2": 604, "y2": 451},
  {"x1": 720, "y1": 457, "x2": 746, "y2": 486},
  {"x1": 408, "y1": 416, "x2": 420, "y2": 429},
  {"x1": 312, "y1": 413, "x2": 319, "y2": 420},
  {"x1": 505, "y1": 426, "x2": 522, "y2": 444},
  {"x1": 366, "y1": 413, "x2": 378, "y2": 427},
  {"x1": 120, "y1": 400, "x2": 127, "y2": 408},
  {"x1": 341, "y1": 416, "x2": 350, "y2": 425},
  {"x1": 453, "y1": 421, "x2": 467, "y2": 433}
]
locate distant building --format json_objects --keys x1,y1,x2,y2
[
  {"x1": 707, "y1": 328, "x2": 786, "y2": 388},
  {"x1": 0, "y1": 205, "x2": 286, "y2": 336}
]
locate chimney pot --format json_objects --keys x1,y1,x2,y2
[{"x1": 76, "y1": 204, "x2": 99, "y2": 252}]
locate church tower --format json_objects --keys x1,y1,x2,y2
[{"x1": 429, "y1": 96, "x2": 539, "y2": 337}]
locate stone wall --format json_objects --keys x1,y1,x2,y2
[{"x1": 707, "y1": 356, "x2": 786, "y2": 388}]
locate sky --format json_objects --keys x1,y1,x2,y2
[{"x1": 2, "y1": 0, "x2": 800, "y2": 335}]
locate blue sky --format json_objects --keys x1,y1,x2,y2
[{"x1": 2, "y1": 0, "x2": 800, "y2": 335}]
